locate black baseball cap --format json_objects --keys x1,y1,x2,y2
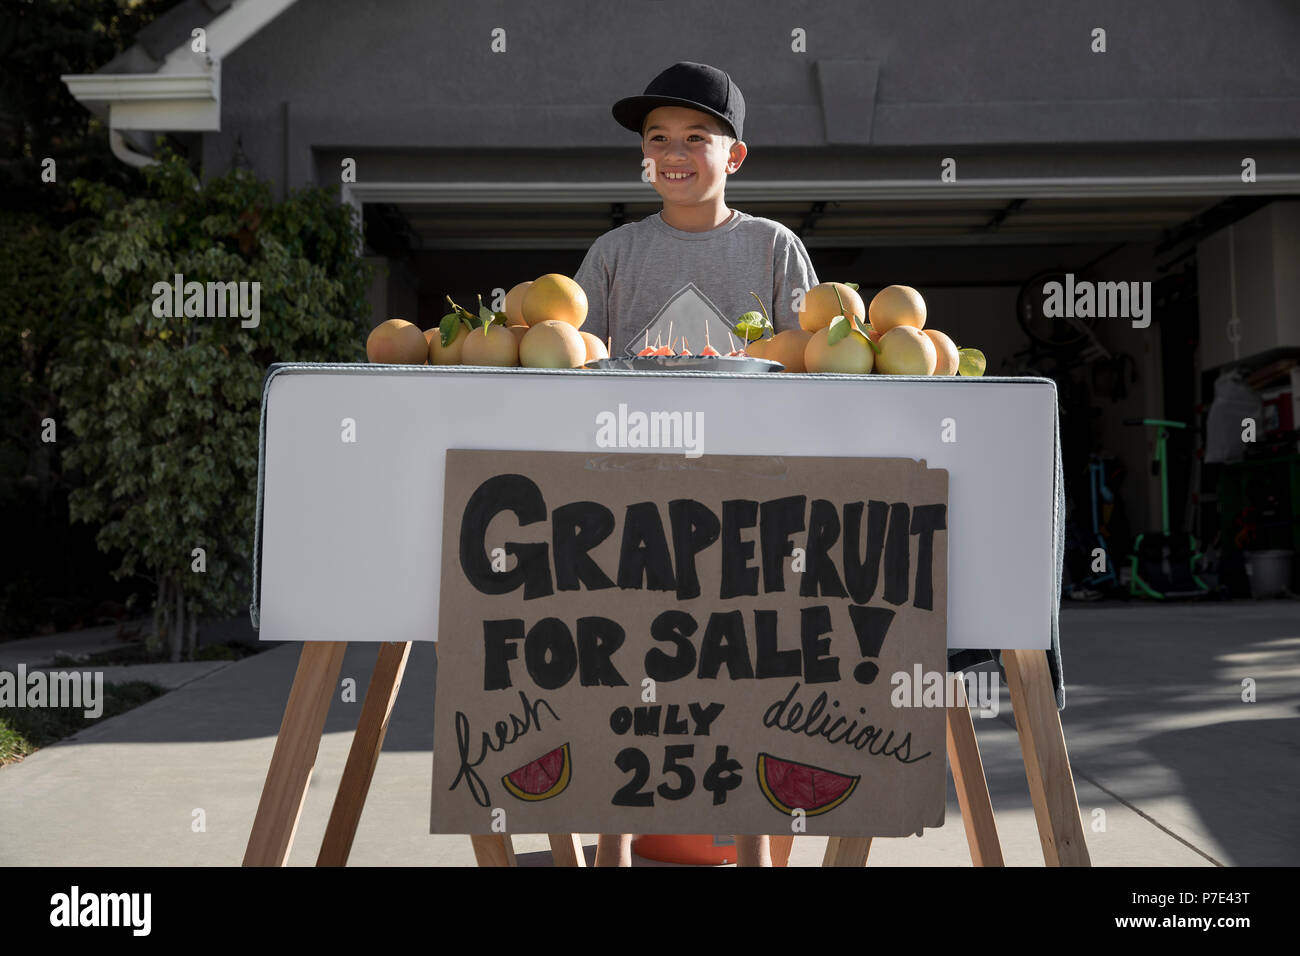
[{"x1": 612, "y1": 61, "x2": 745, "y2": 141}]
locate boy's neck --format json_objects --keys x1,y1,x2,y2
[{"x1": 660, "y1": 200, "x2": 735, "y2": 233}]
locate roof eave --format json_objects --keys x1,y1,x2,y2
[
  {"x1": 61, "y1": 0, "x2": 299, "y2": 139},
  {"x1": 61, "y1": 69, "x2": 222, "y2": 132}
]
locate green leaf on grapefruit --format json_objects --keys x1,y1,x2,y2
[
  {"x1": 438, "y1": 312, "x2": 461, "y2": 347},
  {"x1": 501, "y1": 742, "x2": 572, "y2": 802},
  {"x1": 756, "y1": 752, "x2": 859, "y2": 817},
  {"x1": 858, "y1": 319, "x2": 882, "y2": 354},
  {"x1": 733, "y1": 311, "x2": 772, "y2": 342},
  {"x1": 827, "y1": 314, "x2": 850, "y2": 346}
]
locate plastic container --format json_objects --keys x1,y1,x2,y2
[
  {"x1": 1244, "y1": 549, "x2": 1294, "y2": 598},
  {"x1": 632, "y1": 834, "x2": 735, "y2": 865}
]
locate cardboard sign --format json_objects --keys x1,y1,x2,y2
[{"x1": 430, "y1": 449, "x2": 948, "y2": 837}]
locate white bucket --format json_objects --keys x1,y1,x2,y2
[{"x1": 1244, "y1": 550, "x2": 1294, "y2": 598}]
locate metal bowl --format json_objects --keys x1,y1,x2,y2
[{"x1": 584, "y1": 355, "x2": 784, "y2": 373}]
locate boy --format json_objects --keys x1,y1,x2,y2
[
  {"x1": 578, "y1": 62, "x2": 819, "y2": 867},
  {"x1": 575, "y1": 61, "x2": 819, "y2": 356}
]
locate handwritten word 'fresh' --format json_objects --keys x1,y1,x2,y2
[{"x1": 451, "y1": 691, "x2": 559, "y2": 807}]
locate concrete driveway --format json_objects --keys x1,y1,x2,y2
[{"x1": 1, "y1": 601, "x2": 1295, "y2": 866}]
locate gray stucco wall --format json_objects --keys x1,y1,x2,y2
[{"x1": 206, "y1": 0, "x2": 1300, "y2": 195}]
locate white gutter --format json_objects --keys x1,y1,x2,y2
[
  {"x1": 60, "y1": 0, "x2": 299, "y2": 152},
  {"x1": 64, "y1": 70, "x2": 220, "y2": 132},
  {"x1": 110, "y1": 130, "x2": 159, "y2": 168},
  {"x1": 61, "y1": 72, "x2": 219, "y2": 102}
]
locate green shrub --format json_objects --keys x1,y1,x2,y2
[{"x1": 51, "y1": 151, "x2": 368, "y2": 659}]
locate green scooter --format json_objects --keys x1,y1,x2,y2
[{"x1": 1123, "y1": 419, "x2": 1211, "y2": 599}]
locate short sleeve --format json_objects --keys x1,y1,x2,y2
[
  {"x1": 574, "y1": 242, "x2": 610, "y2": 343},
  {"x1": 771, "y1": 232, "x2": 820, "y2": 333}
]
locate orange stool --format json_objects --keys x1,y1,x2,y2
[{"x1": 632, "y1": 834, "x2": 735, "y2": 865}]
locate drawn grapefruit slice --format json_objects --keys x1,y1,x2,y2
[
  {"x1": 501, "y1": 742, "x2": 572, "y2": 802},
  {"x1": 756, "y1": 752, "x2": 859, "y2": 816}
]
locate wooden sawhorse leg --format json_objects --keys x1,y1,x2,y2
[
  {"x1": 317, "y1": 641, "x2": 412, "y2": 865},
  {"x1": 1004, "y1": 648, "x2": 1090, "y2": 866},
  {"x1": 470, "y1": 835, "x2": 584, "y2": 867},
  {"x1": 472, "y1": 834, "x2": 518, "y2": 866},
  {"x1": 947, "y1": 676, "x2": 1004, "y2": 866},
  {"x1": 822, "y1": 837, "x2": 872, "y2": 866},
  {"x1": 547, "y1": 834, "x2": 586, "y2": 866},
  {"x1": 769, "y1": 835, "x2": 794, "y2": 867},
  {"x1": 244, "y1": 642, "x2": 348, "y2": 866},
  {"x1": 473, "y1": 835, "x2": 585, "y2": 866}
]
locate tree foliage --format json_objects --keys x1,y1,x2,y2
[
  {"x1": 1, "y1": 0, "x2": 182, "y2": 214},
  {"x1": 51, "y1": 151, "x2": 367, "y2": 657},
  {"x1": 1, "y1": 0, "x2": 184, "y2": 638}
]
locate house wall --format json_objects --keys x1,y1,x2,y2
[{"x1": 205, "y1": 0, "x2": 1300, "y2": 194}]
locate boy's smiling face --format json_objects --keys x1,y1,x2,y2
[{"x1": 641, "y1": 105, "x2": 746, "y2": 212}]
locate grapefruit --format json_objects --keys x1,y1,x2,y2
[
  {"x1": 427, "y1": 320, "x2": 469, "y2": 365},
  {"x1": 745, "y1": 337, "x2": 770, "y2": 360},
  {"x1": 924, "y1": 328, "x2": 959, "y2": 376},
  {"x1": 501, "y1": 742, "x2": 572, "y2": 802},
  {"x1": 756, "y1": 753, "x2": 859, "y2": 817},
  {"x1": 519, "y1": 320, "x2": 587, "y2": 368},
  {"x1": 522, "y1": 274, "x2": 588, "y2": 328},
  {"x1": 579, "y1": 330, "x2": 609, "y2": 363},
  {"x1": 461, "y1": 324, "x2": 519, "y2": 367},
  {"x1": 876, "y1": 325, "x2": 937, "y2": 375},
  {"x1": 868, "y1": 285, "x2": 926, "y2": 333},
  {"x1": 799, "y1": 282, "x2": 866, "y2": 333},
  {"x1": 803, "y1": 325, "x2": 874, "y2": 373},
  {"x1": 767, "y1": 328, "x2": 813, "y2": 372},
  {"x1": 504, "y1": 281, "x2": 533, "y2": 326},
  {"x1": 367, "y1": 319, "x2": 427, "y2": 364}
]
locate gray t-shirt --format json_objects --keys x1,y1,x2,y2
[{"x1": 574, "y1": 209, "x2": 819, "y2": 356}]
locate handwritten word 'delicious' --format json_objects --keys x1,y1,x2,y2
[{"x1": 763, "y1": 681, "x2": 932, "y2": 764}]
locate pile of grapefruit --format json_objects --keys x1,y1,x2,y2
[
  {"x1": 364, "y1": 274, "x2": 608, "y2": 369},
  {"x1": 364, "y1": 276, "x2": 984, "y2": 377},
  {"x1": 738, "y1": 282, "x2": 985, "y2": 377}
]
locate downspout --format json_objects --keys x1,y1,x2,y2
[{"x1": 110, "y1": 129, "x2": 158, "y2": 168}]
